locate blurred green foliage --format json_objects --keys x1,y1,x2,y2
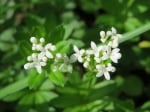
[{"x1": 0, "y1": 0, "x2": 150, "y2": 112}]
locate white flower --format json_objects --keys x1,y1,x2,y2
[
  {"x1": 96, "y1": 64, "x2": 115, "y2": 80},
  {"x1": 24, "y1": 53, "x2": 47, "y2": 74},
  {"x1": 102, "y1": 46, "x2": 121, "y2": 63},
  {"x1": 110, "y1": 27, "x2": 122, "y2": 48},
  {"x1": 54, "y1": 55, "x2": 73, "y2": 73},
  {"x1": 90, "y1": 41, "x2": 102, "y2": 57},
  {"x1": 110, "y1": 48, "x2": 121, "y2": 63},
  {"x1": 73, "y1": 45, "x2": 85, "y2": 62}
]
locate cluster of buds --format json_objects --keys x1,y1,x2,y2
[
  {"x1": 72, "y1": 27, "x2": 122, "y2": 80},
  {"x1": 24, "y1": 27, "x2": 122, "y2": 80},
  {"x1": 24, "y1": 37, "x2": 56, "y2": 73}
]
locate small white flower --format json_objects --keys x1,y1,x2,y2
[
  {"x1": 73, "y1": 45, "x2": 85, "y2": 62},
  {"x1": 110, "y1": 48, "x2": 121, "y2": 63},
  {"x1": 90, "y1": 41, "x2": 102, "y2": 57},
  {"x1": 102, "y1": 46, "x2": 121, "y2": 63},
  {"x1": 24, "y1": 53, "x2": 47, "y2": 74},
  {"x1": 59, "y1": 55, "x2": 73, "y2": 73},
  {"x1": 96, "y1": 64, "x2": 115, "y2": 80}
]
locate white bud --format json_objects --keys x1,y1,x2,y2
[
  {"x1": 100, "y1": 31, "x2": 105, "y2": 38},
  {"x1": 27, "y1": 56, "x2": 32, "y2": 61},
  {"x1": 40, "y1": 37, "x2": 45, "y2": 43},
  {"x1": 111, "y1": 27, "x2": 116, "y2": 34},
  {"x1": 106, "y1": 31, "x2": 112, "y2": 36},
  {"x1": 24, "y1": 63, "x2": 30, "y2": 69},
  {"x1": 83, "y1": 61, "x2": 89, "y2": 68},
  {"x1": 30, "y1": 37, "x2": 37, "y2": 43}
]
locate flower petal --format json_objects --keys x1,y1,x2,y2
[{"x1": 104, "y1": 72, "x2": 110, "y2": 80}]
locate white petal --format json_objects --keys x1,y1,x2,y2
[
  {"x1": 104, "y1": 72, "x2": 110, "y2": 80},
  {"x1": 50, "y1": 45, "x2": 56, "y2": 51},
  {"x1": 46, "y1": 51, "x2": 53, "y2": 58},
  {"x1": 78, "y1": 56, "x2": 83, "y2": 62},
  {"x1": 24, "y1": 63, "x2": 30, "y2": 69},
  {"x1": 107, "y1": 66, "x2": 116, "y2": 72},
  {"x1": 94, "y1": 57, "x2": 101, "y2": 63},
  {"x1": 112, "y1": 39, "x2": 119, "y2": 48},
  {"x1": 70, "y1": 54, "x2": 77, "y2": 63},
  {"x1": 40, "y1": 62, "x2": 46, "y2": 66},
  {"x1": 73, "y1": 45, "x2": 79, "y2": 52},
  {"x1": 38, "y1": 52, "x2": 45, "y2": 60},
  {"x1": 91, "y1": 41, "x2": 97, "y2": 49},
  {"x1": 32, "y1": 53, "x2": 37, "y2": 59},
  {"x1": 100, "y1": 31, "x2": 105, "y2": 38},
  {"x1": 36, "y1": 66, "x2": 42, "y2": 74},
  {"x1": 112, "y1": 48, "x2": 120, "y2": 53},
  {"x1": 111, "y1": 27, "x2": 116, "y2": 34},
  {"x1": 96, "y1": 72, "x2": 103, "y2": 77},
  {"x1": 42, "y1": 57, "x2": 47, "y2": 62},
  {"x1": 36, "y1": 44, "x2": 43, "y2": 51},
  {"x1": 67, "y1": 65, "x2": 73, "y2": 73}
]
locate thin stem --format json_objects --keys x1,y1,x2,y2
[{"x1": 119, "y1": 23, "x2": 150, "y2": 43}]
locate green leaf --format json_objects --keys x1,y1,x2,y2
[
  {"x1": 89, "y1": 80, "x2": 117, "y2": 101},
  {"x1": 56, "y1": 40, "x2": 72, "y2": 53},
  {"x1": 2, "y1": 91, "x2": 25, "y2": 102},
  {"x1": 35, "y1": 91, "x2": 58, "y2": 104},
  {"x1": 49, "y1": 71, "x2": 66, "y2": 87},
  {"x1": 19, "y1": 92, "x2": 35, "y2": 105},
  {"x1": 141, "y1": 101, "x2": 150, "y2": 110},
  {"x1": 47, "y1": 24, "x2": 65, "y2": 44},
  {"x1": 19, "y1": 40, "x2": 32, "y2": 57},
  {"x1": 28, "y1": 72, "x2": 45, "y2": 90},
  {"x1": 30, "y1": 26, "x2": 46, "y2": 38},
  {"x1": 0, "y1": 77, "x2": 28, "y2": 100}
]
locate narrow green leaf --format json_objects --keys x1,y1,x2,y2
[
  {"x1": 0, "y1": 77, "x2": 28, "y2": 99},
  {"x1": 49, "y1": 71, "x2": 66, "y2": 87},
  {"x1": 28, "y1": 73, "x2": 45, "y2": 90},
  {"x1": 19, "y1": 40, "x2": 32, "y2": 57},
  {"x1": 47, "y1": 24, "x2": 65, "y2": 44},
  {"x1": 119, "y1": 23, "x2": 150, "y2": 43}
]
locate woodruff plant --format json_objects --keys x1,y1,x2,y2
[{"x1": 24, "y1": 27, "x2": 122, "y2": 80}]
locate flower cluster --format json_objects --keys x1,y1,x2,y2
[
  {"x1": 72, "y1": 27, "x2": 122, "y2": 80},
  {"x1": 24, "y1": 37, "x2": 56, "y2": 74},
  {"x1": 24, "y1": 27, "x2": 122, "y2": 80}
]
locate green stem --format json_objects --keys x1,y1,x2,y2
[{"x1": 119, "y1": 23, "x2": 150, "y2": 43}]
